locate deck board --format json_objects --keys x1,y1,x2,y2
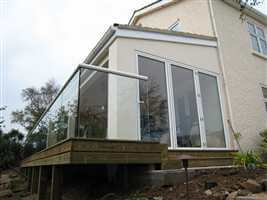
[
  {"x1": 21, "y1": 138, "x2": 166, "y2": 167},
  {"x1": 21, "y1": 138, "x2": 237, "y2": 169}
]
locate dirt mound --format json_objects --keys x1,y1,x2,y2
[{"x1": 0, "y1": 169, "x2": 36, "y2": 200}]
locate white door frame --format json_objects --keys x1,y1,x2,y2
[{"x1": 135, "y1": 50, "x2": 230, "y2": 150}]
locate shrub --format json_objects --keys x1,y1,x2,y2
[
  {"x1": 259, "y1": 129, "x2": 267, "y2": 161},
  {"x1": 233, "y1": 151, "x2": 262, "y2": 170}
]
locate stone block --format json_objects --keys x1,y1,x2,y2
[
  {"x1": 0, "y1": 189, "x2": 12, "y2": 198},
  {"x1": 260, "y1": 179, "x2": 267, "y2": 191},
  {"x1": 236, "y1": 196, "x2": 261, "y2": 200},
  {"x1": 240, "y1": 179, "x2": 263, "y2": 193},
  {"x1": 226, "y1": 191, "x2": 238, "y2": 200}
]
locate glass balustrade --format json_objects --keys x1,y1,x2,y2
[{"x1": 26, "y1": 65, "x2": 148, "y2": 156}]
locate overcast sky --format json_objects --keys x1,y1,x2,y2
[{"x1": 0, "y1": 0, "x2": 266, "y2": 133}]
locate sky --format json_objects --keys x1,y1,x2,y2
[{"x1": 0, "y1": 0, "x2": 266, "y2": 133}]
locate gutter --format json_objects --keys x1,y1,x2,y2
[
  {"x1": 128, "y1": 0, "x2": 162, "y2": 25},
  {"x1": 83, "y1": 26, "x2": 116, "y2": 64},
  {"x1": 128, "y1": 0, "x2": 175, "y2": 25}
]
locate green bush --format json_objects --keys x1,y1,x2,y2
[
  {"x1": 259, "y1": 129, "x2": 267, "y2": 161},
  {"x1": 233, "y1": 151, "x2": 262, "y2": 170},
  {"x1": 0, "y1": 129, "x2": 24, "y2": 169}
]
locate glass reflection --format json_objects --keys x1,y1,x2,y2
[
  {"x1": 171, "y1": 65, "x2": 201, "y2": 148},
  {"x1": 199, "y1": 73, "x2": 226, "y2": 148},
  {"x1": 138, "y1": 56, "x2": 170, "y2": 146},
  {"x1": 79, "y1": 70, "x2": 108, "y2": 138}
]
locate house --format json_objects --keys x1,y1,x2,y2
[
  {"x1": 128, "y1": 0, "x2": 267, "y2": 151},
  {"x1": 21, "y1": 1, "x2": 267, "y2": 199}
]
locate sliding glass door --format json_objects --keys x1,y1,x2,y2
[{"x1": 138, "y1": 55, "x2": 227, "y2": 149}]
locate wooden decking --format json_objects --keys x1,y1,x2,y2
[
  {"x1": 21, "y1": 138, "x2": 168, "y2": 167},
  {"x1": 21, "y1": 138, "x2": 237, "y2": 169}
]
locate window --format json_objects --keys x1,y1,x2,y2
[
  {"x1": 138, "y1": 55, "x2": 227, "y2": 149},
  {"x1": 248, "y1": 22, "x2": 267, "y2": 56},
  {"x1": 171, "y1": 65, "x2": 201, "y2": 147},
  {"x1": 262, "y1": 87, "x2": 267, "y2": 112},
  {"x1": 169, "y1": 20, "x2": 181, "y2": 32},
  {"x1": 199, "y1": 73, "x2": 225, "y2": 148},
  {"x1": 138, "y1": 56, "x2": 171, "y2": 146}
]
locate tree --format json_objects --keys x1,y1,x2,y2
[
  {"x1": 239, "y1": 0, "x2": 265, "y2": 20},
  {"x1": 0, "y1": 129, "x2": 24, "y2": 169},
  {"x1": 11, "y1": 79, "x2": 60, "y2": 132},
  {"x1": 0, "y1": 106, "x2": 6, "y2": 129}
]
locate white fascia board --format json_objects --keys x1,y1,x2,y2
[
  {"x1": 114, "y1": 28, "x2": 217, "y2": 48},
  {"x1": 129, "y1": 0, "x2": 173, "y2": 25}
]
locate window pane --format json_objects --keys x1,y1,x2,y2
[
  {"x1": 170, "y1": 23, "x2": 180, "y2": 32},
  {"x1": 250, "y1": 34, "x2": 260, "y2": 52},
  {"x1": 248, "y1": 22, "x2": 256, "y2": 34},
  {"x1": 199, "y1": 73, "x2": 226, "y2": 148},
  {"x1": 138, "y1": 56, "x2": 170, "y2": 146},
  {"x1": 262, "y1": 88, "x2": 267, "y2": 99},
  {"x1": 260, "y1": 39, "x2": 267, "y2": 55},
  {"x1": 171, "y1": 65, "x2": 201, "y2": 147},
  {"x1": 79, "y1": 70, "x2": 108, "y2": 138},
  {"x1": 265, "y1": 102, "x2": 267, "y2": 112},
  {"x1": 257, "y1": 27, "x2": 265, "y2": 39}
]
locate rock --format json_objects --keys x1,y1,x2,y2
[
  {"x1": 179, "y1": 193, "x2": 185, "y2": 198},
  {"x1": 213, "y1": 192, "x2": 226, "y2": 200},
  {"x1": 260, "y1": 179, "x2": 267, "y2": 191},
  {"x1": 226, "y1": 191, "x2": 238, "y2": 200},
  {"x1": 99, "y1": 193, "x2": 116, "y2": 200},
  {"x1": 205, "y1": 180, "x2": 217, "y2": 189},
  {"x1": 9, "y1": 174, "x2": 18, "y2": 179},
  {"x1": 20, "y1": 192, "x2": 31, "y2": 197},
  {"x1": 232, "y1": 184, "x2": 240, "y2": 190},
  {"x1": 240, "y1": 179, "x2": 263, "y2": 193},
  {"x1": 153, "y1": 197, "x2": 163, "y2": 200},
  {"x1": 21, "y1": 194, "x2": 38, "y2": 200},
  {"x1": 12, "y1": 183, "x2": 27, "y2": 193},
  {"x1": 0, "y1": 189, "x2": 13, "y2": 198},
  {"x1": 0, "y1": 175, "x2": 11, "y2": 184},
  {"x1": 236, "y1": 196, "x2": 261, "y2": 200},
  {"x1": 238, "y1": 189, "x2": 252, "y2": 196},
  {"x1": 204, "y1": 189, "x2": 212, "y2": 196}
]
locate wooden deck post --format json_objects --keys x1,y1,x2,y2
[
  {"x1": 27, "y1": 168, "x2": 32, "y2": 192},
  {"x1": 31, "y1": 167, "x2": 39, "y2": 194},
  {"x1": 50, "y1": 166, "x2": 63, "y2": 200},
  {"x1": 123, "y1": 165, "x2": 128, "y2": 191},
  {"x1": 37, "y1": 166, "x2": 42, "y2": 200}
]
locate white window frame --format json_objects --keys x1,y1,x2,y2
[
  {"x1": 261, "y1": 86, "x2": 267, "y2": 120},
  {"x1": 247, "y1": 22, "x2": 267, "y2": 56},
  {"x1": 136, "y1": 51, "x2": 230, "y2": 150}
]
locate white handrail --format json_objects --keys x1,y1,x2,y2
[{"x1": 79, "y1": 63, "x2": 148, "y2": 81}]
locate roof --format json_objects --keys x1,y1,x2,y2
[
  {"x1": 128, "y1": 0, "x2": 267, "y2": 25},
  {"x1": 83, "y1": 24, "x2": 217, "y2": 64},
  {"x1": 128, "y1": 0, "x2": 175, "y2": 25}
]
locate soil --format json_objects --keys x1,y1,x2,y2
[
  {"x1": 2, "y1": 167, "x2": 267, "y2": 200},
  {"x1": 104, "y1": 168, "x2": 267, "y2": 200}
]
